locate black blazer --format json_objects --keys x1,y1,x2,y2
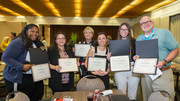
[{"x1": 47, "y1": 47, "x2": 74, "y2": 92}]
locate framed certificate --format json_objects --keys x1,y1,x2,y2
[
  {"x1": 58, "y1": 58, "x2": 78, "y2": 72},
  {"x1": 75, "y1": 44, "x2": 91, "y2": 57},
  {"x1": 133, "y1": 58, "x2": 157, "y2": 74},
  {"x1": 87, "y1": 57, "x2": 107, "y2": 71},
  {"x1": 31, "y1": 63, "x2": 51, "y2": 82},
  {"x1": 110, "y1": 55, "x2": 130, "y2": 72}
]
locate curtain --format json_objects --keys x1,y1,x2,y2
[{"x1": 170, "y1": 14, "x2": 180, "y2": 57}]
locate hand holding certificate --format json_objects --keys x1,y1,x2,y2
[
  {"x1": 75, "y1": 44, "x2": 91, "y2": 57},
  {"x1": 31, "y1": 63, "x2": 51, "y2": 82},
  {"x1": 133, "y1": 39, "x2": 159, "y2": 74},
  {"x1": 29, "y1": 48, "x2": 51, "y2": 82},
  {"x1": 133, "y1": 58, "x2": 157, "y2": 74},
  {"x1": 87, "y1": 57, "x2": 107, "y2": 71},
  {"x1": 58, "y1": 58, "x2": 78, "y2": 72}
]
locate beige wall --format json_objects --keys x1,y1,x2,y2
[
  {"x1": 44, "y1": 25, "x2": 50, "y2": 47},
  {"x1": 0, "y1": 22, "x2": 26, "y2": 44}
]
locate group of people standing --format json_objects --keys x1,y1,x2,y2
[{"x1": 1, "y1": 15, "x2": 179, "y2": 101}]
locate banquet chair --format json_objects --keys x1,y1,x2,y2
[
  {"x1": 76, "y1": 75, "x2": 105, "y2": 91},
  {"x1": 6, "y1": 91, "x2": 30, "y2": 101},
  {"x1": 148, "y1": 90, "x2": 172, "y2": 101}
]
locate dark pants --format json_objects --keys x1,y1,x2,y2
[
  {"x1": 87, "y1": 72, "x2": 109, "y2": 90},
  {"x1": 52, "y1": 83, "x2": 71, "y2": 94},
  {"x1": 79, "y1": 65, "x2": 88, "y2": 78},
  {"x1": 5, "y1": 74, "x2": 44, "y2": 101}
]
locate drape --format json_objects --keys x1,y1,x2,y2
[{"x1": 170, "y1": 14, "x2": 180, "y2": 56}]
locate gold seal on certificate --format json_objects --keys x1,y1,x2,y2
[
  {"x1": 133, "y1": 58, "x2": 157, "y2": 74},
  {"x1": 87, "y1": 57, "x2": 107, "y2": 71},
  {"x1": 31, "y1": 63, "x2": 51, "y2": 82},
  {"x1": 75, "y1": 44, "x2": 91, "y2": 57},
  {"x1": 58, "y1": 58, "x2": 78, "y2": 72},
  {"x1": 110, "y1": 55, "x2": 130, "y2": 72}
]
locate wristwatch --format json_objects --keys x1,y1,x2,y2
[{"x1": 163, "y1": 59, "x2": 168, "y2": 65}]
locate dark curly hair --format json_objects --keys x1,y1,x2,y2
[{"x1": 17, "y1": 24, "x2": 40, "y2": 49}]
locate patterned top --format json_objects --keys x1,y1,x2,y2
[{"x1": 58, "y1": 47, "x2": 69, "y2": 84}]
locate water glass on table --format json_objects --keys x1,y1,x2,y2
[{"x1": 87, "y1": 92, "x2": 93, "y2": 101}]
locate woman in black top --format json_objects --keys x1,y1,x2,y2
[
  {"x1": 78, "y1": 26, "x2": 98, "y2": 78},
  {"x1": 48, "y1": 32, "x2": 77, "y2": 93},
  {"x1": 114, "y1": 23, "x2": 139, "y2": 100}
]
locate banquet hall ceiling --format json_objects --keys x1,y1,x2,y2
[{"x1": 0, "y1": 0, "x2": 177, "y2": 18}]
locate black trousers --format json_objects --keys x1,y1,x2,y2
[
  {"x1": 87, "y1": 72, "x2": 109, "y2": 90},
  {"x1": 5, "y1": 74, "x2": 44, "y2": 101}
]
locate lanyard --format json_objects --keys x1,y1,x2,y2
[{"x1": 143, "y1": 28, "x2": 155, "y2": 40}]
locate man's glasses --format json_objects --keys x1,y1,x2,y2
[{"x1": 140, "y1": 20, "x2": 152, "y2": 26}]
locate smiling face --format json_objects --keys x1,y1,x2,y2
[
  {"x1": 84, "y1": 29, "x2": 93, "y2": 40},
  {"x1": 27, "y1": 26, "x2": 39, "y2": 41},
  {"x1": 140, "y1": 16, "x2": 154, "y2": 34},
  {"x1": 120, "y1": 25, "x2": 129, "y2": 39},
  {"x1": 56, "y1": 34, "x2": 66, "y2": 46},
  {"x1": 97, "y1": 34, "x2": 107, "y2": 47}
]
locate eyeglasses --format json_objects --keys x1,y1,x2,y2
[
  {"x1": 56, "y1": 38, "x2": 65, "y2": 40},
  {"x1": 140, "y1": 20, "x2": 152, "y2": 26},
  {"x1": 120, "y1": 29, "x2": 128, "y2": 31}
]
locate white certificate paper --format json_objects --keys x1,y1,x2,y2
[
  {"x1": 110, "y1": 55, "x2": 130, "y2": 72},
  {"x1": 75, "y1": 44, "x2": 91, "y2": 57},
  {"x1": 58, "y1": 58, "x2": 78, "y2": 72},
  {"x1": 87, "y1": 57, "x2": 107, "y2": 71},
  {"x1": 31, "y1": 63, "x2": 51, "y2": 82},
  {"x1": 133, "y1": 58, "x2": 157, "y2": 74},
  {"x1": 149, "y1": 68, "x2": 162, "y2": 80}
]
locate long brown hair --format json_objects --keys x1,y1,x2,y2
[
  {"x1": 117, "y1": 22, "x2": 131, "y2": 40},
  {"x1": 116, "y1": 23, "x2": 135, "y2": 59}
]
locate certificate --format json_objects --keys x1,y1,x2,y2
[
  {"x1": 31, "y1": 63, "x2": 51, "y2": 82},
  {"x1": 87, "y1": 57, "x2": 107, "y2": 71},
  {"x1": 110, "y1": 55, "x2": 130, "y2": 72},
  {"x1": 58, "y1": 58, "x2": 78, "y2": 72},
  {"x1": 133, "y1": 58, "x2": 157, "y2": 74},
  {"x1": 75, "y1": 44, "x2": 91, "y2": 57}
]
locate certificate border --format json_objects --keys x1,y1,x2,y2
[
  {"x1": 110, "y1": 55, "x2": 131, "y2": 72},
  {"x1": 31, "y1": 63, "x2": 51, "y2": 82},
  {"x1": 132, "y1": 58, "x2": 157, "y2": 75},
  {"x1": 58, "y1": 58, "x2": 78, "y2": 72},
  {"x1": 75, "y1": 44, "x2": 91, "y2": 57},
  {"x1": 87, "y1": 57, "x2": 107, "y2": 71}
]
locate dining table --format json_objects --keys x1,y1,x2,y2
[{"x1": 51, "y1": 89, "x2": 125, "y2": 101}]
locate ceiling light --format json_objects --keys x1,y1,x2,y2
[
  {"x1": 144, "y1": 0, "x2": 176, "y2": 12},
  {"x1": 94, "y1": 0, "x2": 113, "y2": 17},
  {"x1": 42, "y1": 0, "x2": 61, "y2": 17},
  {"x1": 0, "y1": 5, "x2": 21, "y2": 16},
  {"x1": 11, "y1": 0, "x2": 42, "y2": 16},
  {"x1": 0, "y1": 15, "x2": 4, "y2": 17},
  {"x1": 112, "y1": 0, "x2": 144, "y2": 18},
  {"x1": 74, "y1": 0, "x2": 82, "y2": 17},
  {"x1": 16, "y1": 16, "x2": 25, "y2": 18}
]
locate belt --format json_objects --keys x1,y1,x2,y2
[{"x1": 160, "y1": 66, "x2": 170, "y2": 71}]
